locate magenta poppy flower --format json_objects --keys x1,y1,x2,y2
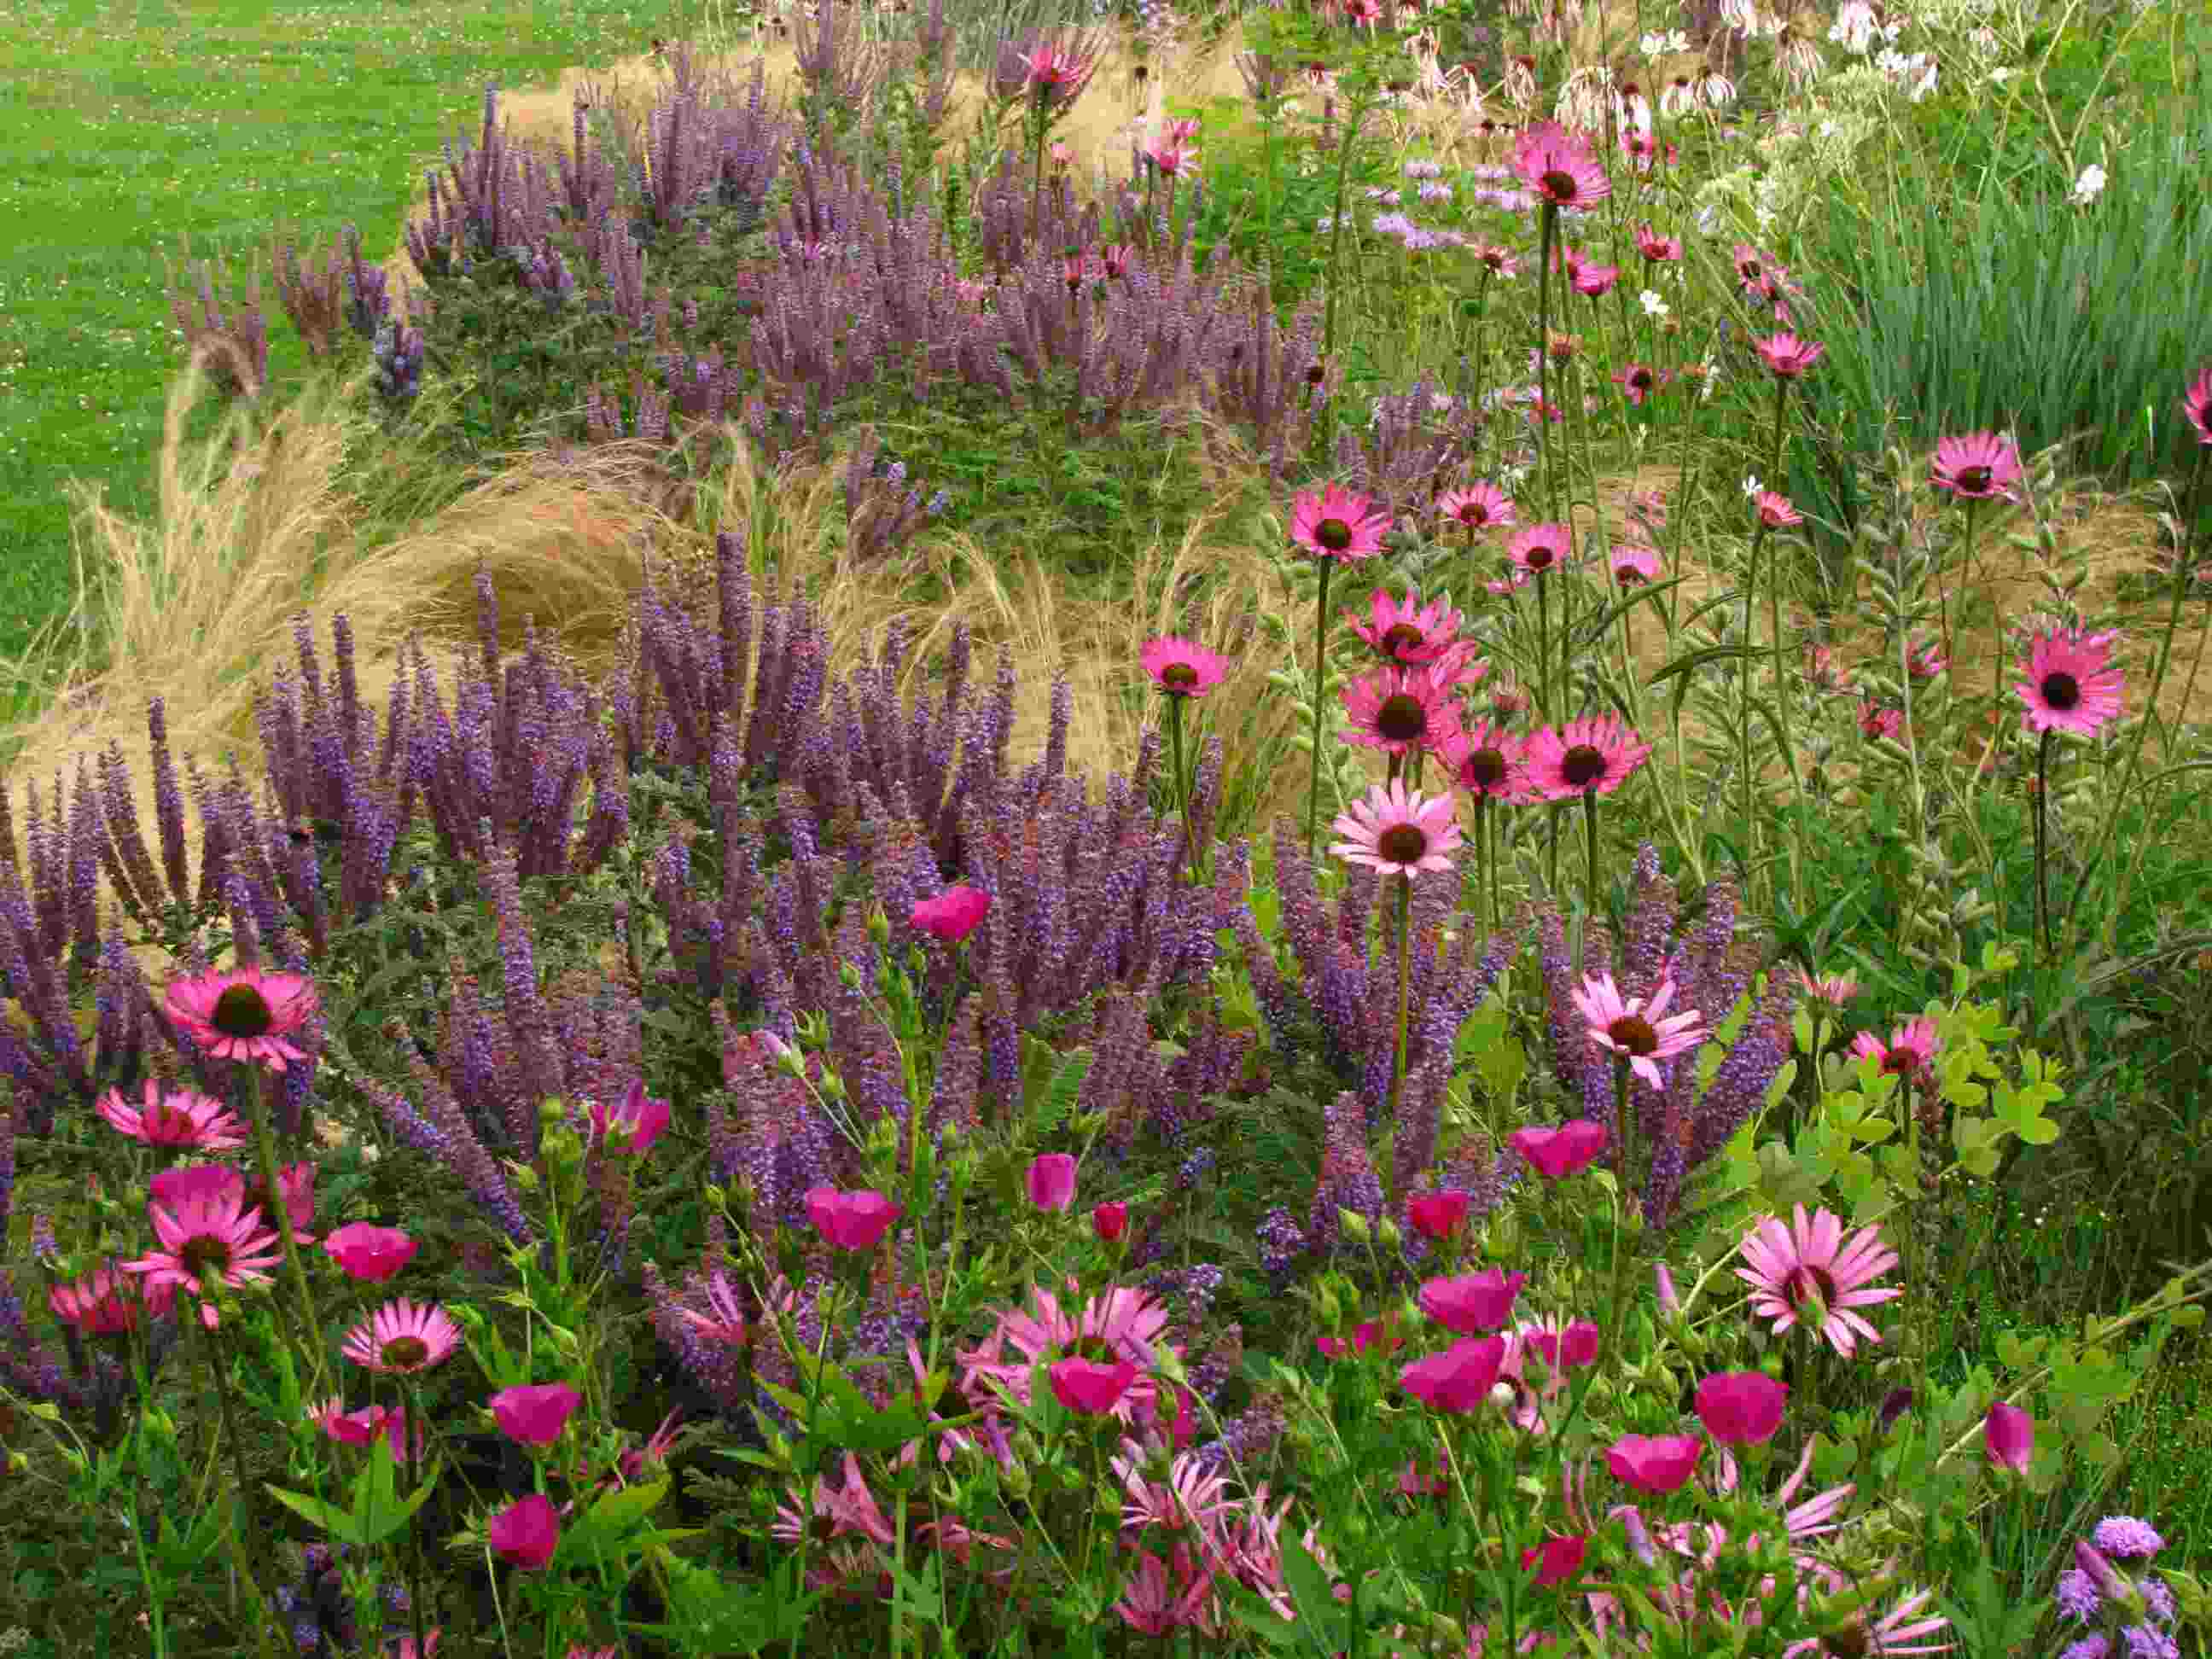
[
  {"x1": 1399, "y1": 1335, "x2": 1508, "y2": 1412},
  {"x1": 1091, "y1": 1201, "x2": 1128, "y2": 1243},
  {"x1": 1694, "y1": 1371, "x2": 1790, "y2": 1445},
  {"x1": 487, "y1": 1493, "x2": 562, "y2": 1569},
  {"x1": 1508, "y1": 1120, "x2": 1609, "y2": 1179},
  {"x1": 1140, "y1": 636, "x2": 1231, "y2": 699},
  {"x1": 1026, "y1": 1153, "x2": 1079, "y2": 1213},
  {"x1": 323, "y1": 1222, "x2": 418, "y2": 1284},
  {"x1": 806, "y1": 1186, "x2": 903, "y2": 1251},
  {"x1": 1050, "y1": 1356, "x2": 1138, "y2": 1416},
  {"x1": 589, "y1": 1080, "x2": 671, "y2": 1155},
  {"x1": 164, "y1": 965, "x2": 319, "y2": 1072},
  {"x1": 1317, "y1": 1319, "x2": 1404, "y2": 1360},
  {"x1": 1522, "y1": 1534, "x2": 1588, "y2": 1586},
  {"x1": 1524, "y1": 1319, "x2": 1601, "y2": 1371},
  {"x1": 314, "y1": 1400, "x2": 419, "y2": 1462},
  {"x1": 1983, "y1": 1400, "x2": 2033, "y2": 1473},
  {"x1": 911, "y1": 884, "x2": 991, "y2": 942},
  {"x1": 491, "y1": 1383, "x2": 585, "y2": 1447},
  {"x1": 2186, "y1": 364, "x2": 2212, "y2": 445},
  {"x1": 1406, "y1": 1190, "x2": 1471, "y2": 1240},
  {"x1": 1607, "y1": 1433, "x2": 1703, "y2": 1493},
  {"x1": 1418, "y1": 1268, "x2": 1526, "y2": 1334}
]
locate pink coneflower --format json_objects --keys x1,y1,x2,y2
[
  {"x1": 1857, "y1": 700, "x2": 1904, "y2": 742},
  {"x1": 1329, "y1": 782, "x2": 1464, "y2": 878},
  {"x1": 1437, "y1": 481, "x2": 1516, "y2": 533},
  {"x1": 1513, "y1": 122, "x2": 1612, "y2": 209},
  {"x1": 1506, "y1": 522, "x2": 1573, "y2": 575},
  {"x1": 1523, "y1": 715, "x2": 1653, "y2": 800},
  {"x1": 1738, "y1": 1202, "x2": 1901, "y2": 1358},
  {"x1": 2186, "y1": 364, "x2": 2212, "y2": 445},
  {"x1": 164, "y1": 965, "x2": 318, "y2": 1072},
  {"x1": 675, "y1": 1269, "x2": 752, "y2": 1346},
  {"x1": 1102, "y1": 242, "x2": 1135, "y2": 278},
  {"x1": 1341, "y1": 664, "x2": 1462, "y2": 759},
  {"x1": 964, "y1": 1284, "x2": 1174, "y2": 1428},
  {"x1": 1438, "y1": 721, "x2": 1529, "y2": 802},
  {"x1": 123, "y1": 1190, "x2": 282, "y2": 1330},
  {"x1": 1145, "y1": 138, "x2": 1200, "y2": 177},
  {"x1": 1613, "y1": 364, "x2": 1662, "y2": 406},
  {"x1": 50, "y1": 1267, "x2": 172, "y2": 1335},
  {"x1": 1571, "y1": 972, "x2": 1706, "y2": 1088},
  {"x1": 1572, "y1": 261, "x2": 1621, "y2": 297},
  {"x1": 1114, "y1": 1446, "x2": 1241, "y2": 1538},
  {"x1": 1347, "y1": 590, "x2": 1466, "y2": 665},
  {"x1": 1290, "y1": 482, "x2": 1392, "y2": 562},
  {"x1": 1470, "y1": 243, "x2": 1522, "y2": 278},
  {"x1": 1635, "y1": 224, "x2": 1682, "y2": 262},
  {"x1": 1781, "y1": 1590, "x2": 1951, "y2": 1656},
  {"x1": 1796, "y1": 969, "x2": 1860, "y2": 1010},
  {"x1": 342, "y1": 1298, "x2": 463, "y2": 1374},
  {"x1": 1021, "y1": 37, "x2": 1097, "y2": 102},
  {"x1": 1754, "y1": 490, "x2": 1802, "y2": 528},
  {"x1": 1610, "y1": 543, "x2": 1662, "y2": 585},
  {"x1": 96, "y1": 1080, "x2": 247, "y2": 1150},
  {"x1": 1141, "y1": 636, "x2": 1231, "y2": 698},
  {"x1": 1930, "y1": 430, "x2": 2023, "y2": 500},
  {"x1": 2016, "y1": 626, "x2": 2126, "y2": 736},
  {"x1": 1849, "y1": 1016, "x2": 1939, "y2": 1080},
  {"x1": 1754, "y1": 332, "x2": 1825, "y2": 381}
]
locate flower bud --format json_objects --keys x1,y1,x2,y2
[
  {"x1": 539, "y1": 1097, "x2": 569, "y2": 1129},
  {"x1": 1337, "y1": 1208, "x2": 1372, "y2": 1243}
]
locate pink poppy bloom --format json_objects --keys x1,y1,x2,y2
[
  {"x1": 486, "y1": 1493, "x2": 562, "y2": 1569},
  {"x1": 1983, "y1": 1400, "x2": 2033, "y2": 1472},
  {"x1": 1437, "y1": 481, "x2": 1516, "y2": 533},
  {"x1": 1508, "y1": 1120, "x2": 1609, "y2": 1179},
  {"x1": 492, "y1": 1383, "x2": 584, "y2": 1447},
  {"x1": 1523, "y1": 1318, "x2": 1601, "y2": 1371},
  {"x1": 1406, "y1": 1190, "x2": 1470, "y2": 1240},
  {"x1": 806, "y1": 1186, "x2": 903, "y2": 1250},
  {"x1": 963, "y1": 1283, "x2": 1174, "y2": 1428},
  {"x1": 1607, "y1": 1433, "x2": 1703, "y2": 1493},
  {"x1": 1522, "y1": 1534, "x2": 1588, "y2": 1586},
  {"x1": 1695, "y1": 1371, "x2": 1789, "y2": 1445},
  {"x1": 2186, "y1": 364, "x2": 2212, "y2": 445},
  {"x1": 2016, "y1": 626, "x2": 2126, "y2": 736},
  {"x1": 1513, "y1": 122, "x2": 1612, "y2": 209},
  {"x1": 1754, "y1": 332, "x2": 1825, "y2": 381},
  {"x1": 1930, "y1": 430, "x2": 2023, "y2": 500},
  {"x1": 911, "y1": 884, "x2": 991, "y2": 942},
  {"x1": 588, "y1": 1080, "x2": 670, "y2": 1155},
  {"x1": 1613, "y1": 364, "x2": 1662, "y2": 407},
  {"x1": 237, "y1": 1159, "x2": 317, "y2": 1245},
  {"x1": 323, "y1": 1222, "x2": 417, "y2": 1284},
  {"x1": 1317, "y1": 1319, "x2": 1404, "y2": 1360},
  {"x1": 342, "y1": 1298, "x2": 463, "y2": 1374},
  {"x1": 1635, "y1": 224, "x2": 1682, "y2": 262},
  {"x1": 1289, "y1": 482, "x2": 1391, "y2": 562},
  {"x1": 1026, "y1": 1152, "x2": 1079, "y2": 1213},
  {"x1": 1051, "y1": 1355, "x2": 1138, "y2": 1416},
  {"x1": 1522, "y1": 715, "x2": 1652, "y2": 800},
  {"x1": 96, "y1": 1080, "x2": 247, "y2": 1150},
  {"x1": 1573, "y1": 971, "x2": 1706, "y2": 1089},
  {"x1": 1858, "y1": 699, "x2": 1905, "y2": 742},
  {"x1": 1401, "y1": 1336, "x2": 1509, "y2": 1412},
  {"x1": 314, "y1": 1400, "x2": 420, "y2": 1462},
  {"x1": 1610, "y1": 542, "x2": 1662, "y2": 585},
  {"x1": 1340, "y1": 663, "x2": 1462, "y2": 759},
  {"x1": 1328, "y1": 781, "x2": 1464, "y2": 880},
  {"x1": 50, "y1": 1267, "x2": 172, "y2": 1335},
  {"x1": 1755, "y1": 490, "x2": 1802, "y2": 528},
  {"x1": 1091, "y1": 1202, "x2": 1129, "y2": 1243},
  {"x1": 123, "y1": 1189, "x2": 282, "y2": 1330},
  {"x1": 1418, "y1": 1268, "x2": 1526, "y2": 1334},
  {"x1": 1438, "y1": 720, "x2": 1529, "y2": 803},
  {"x1": 1140, "y1": 636, "x2": 1230, "y2": 699},
  {"x1": 164, "y1": 965, "x2": 318, "y2": 1072},
  {"x1": 1505, "y1": 521, "x2": 1573, "y2": 575},
  {"x1": 1849, "y1": 1016, "x2": 1939, "y2": 1080},
  {"x1": 1737, "y1": 1202, "x2": 1901, "y2": 1358},
  {"x1": 1347, "y1": 590, "x2": 1465, "y2": 665}
]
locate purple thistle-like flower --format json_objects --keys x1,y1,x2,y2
[
  {"x1": 2057, "y1": 1569, "x2": 2103, "y2": 1622},
  {"x1": 2093, "y1": 1516, "x2": 2167, "y2": 1561}
]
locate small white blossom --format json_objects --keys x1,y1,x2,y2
[
  {"x1": 2069, "y1": 163, "x2": 2107, "y2": 206},
  {"x1": 1639, "y1": 288, "x2": 1670, "y2": 319},
  {"x1": 1743, "y1": 473, "x2": 1763, "y2": 498}
]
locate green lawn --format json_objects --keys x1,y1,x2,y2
[{"x1": 0, "y1": 0, "x2": 680, "y2": 711}]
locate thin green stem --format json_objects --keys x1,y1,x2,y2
[
  {"x1": 1386, "y1": 876, "x2": 1412, "y2": 1193},
  {"x1": 244, "y1": 1066, "x2": 323, "y2": 1393},
  {"x1": 400, "y1": 1376, "x2": 433, "y2": 1659},
  {"x1": 1304, "y1": 559, "x2": 1336, "y2": 858},
  {"x1": 1766, "y1": 377, "x2": 1800, "y2": 912},
  {"x1": 2034, "y1": 728, "x2": 2054, "y2": 962},
  {"x1": 1535, "y1": 202, "x2": 1558, "y2": 522},
  {"x1": 1582, "y1": 788, "x2": 1600, "y2": 916}
]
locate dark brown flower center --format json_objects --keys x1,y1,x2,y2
[
  {"x1": 179, "y1": 1235, "x2": 232, "y2": 1278},
  {"x1": 1540, "y1": 168, "x2": 1578, "y2": 201},
  {"x1": 1627, "y1": 368, "x2": 1652, "y2": 389},
  {"x1": 1880, "y1": 1048, "x2": 1918, "y2": 1077},
  {"x1": 1560, "y1": 743, "x2": 1608, "y2": 788},
  {"x1": 1377, "y1": 824, "x2": 1431, "y2": 864},
  {"x1": 1607, "y1": 1014, "x2": 1659, "y2": 1056},
  {"x1": 1740, "y1": 259, "x2": 1762, "y2": 280},
  {"x1": 1466, "y1": 748, "x2": 1507, "y2": 789},
  {"x1": 1783, "y1": 1265, "x2": 1839, "y2": 1313},
  {"x1": 1615, "y1": 560, "x2": 1648, "y2": 584},
  {"x1": 211, "y1": 983, "x2": 274, "y2": 1039},
  {"x1": 1524, "y1": 544, "x2": 1555, "y2": 570},
  {"x1": 1379, "y1": 623, "x2": 1427, "y2": 655},
  {"x1": 2041, "y1": 672, "x2": 2081, "y2": 710},
  {"x1": 1958, "y1": 465, "x2": 1991, "y2": 492},
  {"x1": 381, "y1": 1336, "x2": 431, "y2": 1369},
  {"x1": 1315, "y1": 516, "x2": 1352, "y2": 551},
  {"x1": 1458, "y1": 502, "x2": 1491, "y2": 525},
  {"x1": 1161, "y1": 662, "x2": 1199, "y2": 690},
  {"x1": 1375, "y1": 694, "x2": 1429, "y2": 744},
  {"x1": 1068, "y1": 1335, "x2": 1117, "y2": 1364}
]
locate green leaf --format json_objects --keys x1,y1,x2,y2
[{"x1": 264, "y1": 1486, "x2": 367, "y2": 1548}]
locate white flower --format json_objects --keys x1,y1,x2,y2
[
  {"x1": 1639, "y1": 27, "x2": 1689, "y2": 53},
  {"x1": 1639, "y1": 288, "x2": 1671, "y2": 319},
  {"x1": 1989, "y1": 64, "x2": 2016, "y2": 83},
  {"x1": 1829, "y1": 0, "x2": 1877, "y2": 52},
  {"x1": 2069, "y1": 163, "x2": 2107, "y2": 206},
  {"x1": 1743, "y1": 473, "x2": 1763, "y2": 498}
]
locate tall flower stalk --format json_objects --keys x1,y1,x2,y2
[{"x1": 1292, "y1": 485, "x2": 1392, "y2": 854}]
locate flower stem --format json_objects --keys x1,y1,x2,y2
[
  {"x1": 1581, "y1": 789, "x2": 1601, "y2": 917},
  {"x1": 1766, "y1": 376, "x2": 1799, "y2": 911},
  {"x1": 1535, "y1": 202, "x2": 1558, "y2": 523},
  {"x1": 1304, "y1": 559, "x2": 1335, "y2": 858},
  {"x1": 198, "y1": 1314, "x2": 279, "y2": 1656},
  {"x1": 244, "y1": 1066, "x2": 322, "y2": 1391},
  {"x1": 1387, "y1": 876, "x2": 1412, "y2": 1193},
  {"x1": 2034, "y1": 727, "x2": 2053, "y2": 963},
  {"x1": 400, "y1": 1377, "x2": 432, "y2": 1659}
]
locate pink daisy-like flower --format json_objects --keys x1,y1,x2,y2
[
  {"x1": 1857, "y1": 700, "x2": 1904, "y2": 742},
  {"x1": 2185, "y1": 364, "x2": 2212, "y2": 445},
  {"x1": 1437, "y1": 481, "x2": 1516, "y2": 533},
  {"x1": 50, "y1": 1267, "x2": 172, "y2": 1335},
  {"x1": 1505, "y1": 522, "x2": 1573, "y2": 575},
  {"x1": 1020, "y1": 36, "x2": 1097, "y2": 102},
  {"x1": 963, "y1": 1284, "x2": 1175, "y2": 1428},
  {"x1": 1340, "y1": 664, "x2": 1462, "y2": 759},
  {"x1": 1780, "y1": 1589, "x2": 1951, "y2": 1656},
  {"x1": 1571, "y1": 260, "x2": 1621, "y2": 297},
  {"x1": 1796, "y1": 969, "x2": 1860, "y2": 1010},
  {"x1": 1571, "y1": 971, "x2": 1706, "y2": 1089},
  {"x1": 1930, "y1": 430, "x2": 2023, "y2": 500},
  {"x1": 1141, "y1": 636, "x2": 1231, "y2": 698},
  {"x1": 1755, "y1": 490, "x2": 1802, "y2": 528},
  {"x1": 2016, "y1": 626, "x2": 2126, "y2": 736},
  {"x1": 96, "y1": 1080, "x2": 247, "y2": 1150},
  {"x1": 1522, "y1": 715, "x2": 1653, "y2": 800},
  {"x1": 123, "y1": 1190, "x2": 282, "y2": 1330},
  {"x1": 1754, "y1": 332, "x2": 1825, "y2": 381},
  {"x1": 1906, "y1": 635, "x2": 1947, "y2": 680},
  {"x1": 1613, "y1": 364, "x2": 1662, "y2": 406},
  {"x1": 1471, "y1": 242, "x2": 1521, "y2": 278},
  {"x1": 1289, "y1": 482, "x2": 1392, "y2": 562},
  {"x1": 675, "y1": 1268, "x2": 751, "y2": 1346},
  {"x1": 1114, "y1": 1446, "x2": 1241, "y2": 1539},
  {"x1": 1635, "y1": 224, "x2": 1682, "y2": 262},
  {"x1": 1512, "y1": 122, "x2": 1612, "y2": 209},
  {"x1": 1329, "y1": 782, "x2": 1464, "y2": 879},
  {"x1": 1737, "y1": 1202, "x2": 1902, "y2": 1358},
  {"x1": 1849, "y1": 1016, "x2": 1939, "y2": 1080},
  {"x1": 1438, "y1": 720, "x2": 1530, "y2": 802},
  {"x1": 1347, "y1": 590, "x2": 1465, "y2": 665},
  {"x1": 342, "y1": 1298, "x2": 463, "y2": 1374},
  {"x1": 164, "y1": 965, "x2": 319, "y2": 1072},
  {"x1": 1144, "y1": 138, "x2": 1199, "y2": 177},
  {"x1": 1610, "y1": 543, "x2": 1662, "y2": 586}
]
